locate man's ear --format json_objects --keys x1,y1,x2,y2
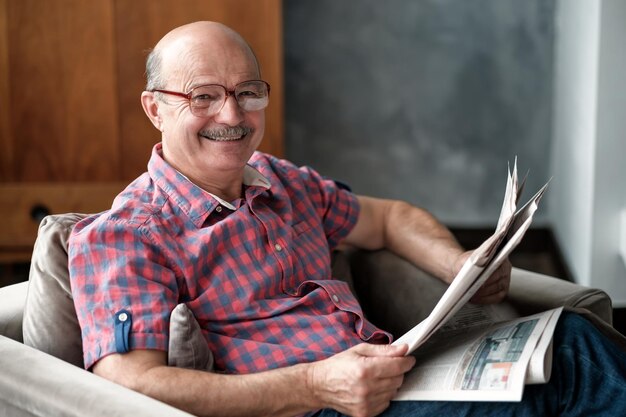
[{"x1": 141, "y1": 91, "x2": 164, "y2": 131}]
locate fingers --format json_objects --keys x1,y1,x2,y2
[
  {"x1": 352, "y1": 374, "x2": 406, "y2": 416},
  {"x1": 362, "y1": 390, "x2": 402, "y2": 417},
  {"x1": 350, "y1": 342, "x2": 408, "y2": 357},
  {"x1": 472, "y1": 284, "x2": 508, "y2": 304},
  {"x1": 373, "y1": 374, "x2": 405, "y2": 393},
  {"x1": 349, "y1": 343, "x2": 416, "y2": 378},
  {"x1": 470, "y1": 259, "x2": 512, "y2": 304},
  {"x1": 335, "y1": 372, "x2": 406, "y2": 417},
  {"x1": 476, "y1": 273, "x2": 508, "y2": 295},
  {"x1": 309, "y1": 344, "x2": 414, "y2": 417}
]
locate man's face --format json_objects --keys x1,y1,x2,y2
[{"x1": 155, "y1": 34, "x2": 265, "y2": 178}]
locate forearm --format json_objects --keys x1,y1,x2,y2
[
  {"x1": 348, "y1": 196, "x2": 465, "y2": 284},
  {"x1": 129, "y1": 362, "x2": 316, "y2": 417},
  {"x1": 95, "y1": 339, "x2": 414, "y2": 417},
  {"x1": 383, "y1": 200, "x2": 464, "y2": 284}
]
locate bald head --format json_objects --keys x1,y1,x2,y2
[{"x1": 145, "y1": 21, "x2": 259, "y2": 91}]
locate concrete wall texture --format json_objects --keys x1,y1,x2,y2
[{"x1": 284, "y1": 0, "x2": 555, "y2": 226}]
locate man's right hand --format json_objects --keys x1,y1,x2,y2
[{"x1": 306, "y1": 343, "x2": 415, "y2": 417}]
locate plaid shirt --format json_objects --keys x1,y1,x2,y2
[{"x1": 70, "y1": 144, "x2": 391, "y2": 372}]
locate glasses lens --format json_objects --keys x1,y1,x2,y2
[
  {"x1": 189, "y1": 85, "x2": 225, "y2": 115},
  {"x1": 188, "y1": 81, "x2": 270, "y2": 116},
  {"x1": 235, "y1": 81, "x2": 269, "y2": 111}
]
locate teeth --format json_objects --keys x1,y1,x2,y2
[
  {"x1": 199, "y1": 127, "x2": 252, "y2": 142},
  {"x1": 215, "y1": 136, "x2": 241, "y2": 141},
  {"x1": 201, "y1": 135, "x2": 243, "y2": 141}
]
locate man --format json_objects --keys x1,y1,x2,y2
[{"x1": 69, "y1": 21, "x2": 626, "y2": 417}]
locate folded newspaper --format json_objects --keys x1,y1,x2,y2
[{"x1": 393, "y1": 160, "x2": 556, "y2": 402}]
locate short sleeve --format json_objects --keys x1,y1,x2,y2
[
  {"x1": 297, "y1": 166, "x2": 361, "y2": 250},
  {"x1": 69, "y1": 218, "x2": 179, "y2": 369}
]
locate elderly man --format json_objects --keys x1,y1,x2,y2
[{"x1": 69, "y1": 21, "x2": 626, "y2": 417}]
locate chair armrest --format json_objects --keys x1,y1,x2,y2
[
  {"x1": 0, "y1": 282, "x2": 28, "y2": 342},
  {"x1": 508, "y1": 267, "x2": 613, "y2": 325},
  {"x1": 343, "y1": 249, "x2": 449, "y2": 337},
  {"x1": 340, "y1": 249, "x2": 615, "y2": 337},
  {"x1": 0, "y1": 335, "x2": 194, "y2": 417}
]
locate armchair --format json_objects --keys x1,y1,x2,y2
[{"x1": 0, "y1": 214, "x2": 616, "y2": 416}]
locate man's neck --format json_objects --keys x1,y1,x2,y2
[
  {"x1": 187, "y1": 169, "x2": 245, "y2": 202},
  {"x1": 159, "y1": 144, "x2": 247, "y2": 202}
]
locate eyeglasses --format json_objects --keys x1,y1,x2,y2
[{"x1": 151, "y1": 80, "x2": 270, "y2": 117}]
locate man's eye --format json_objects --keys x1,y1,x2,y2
[
  {"x1": 238, "y1": 90, "x2": 261, "y2": 98},
  {"x1": 193, "y1": 94, "x2": 218, "y2": 102}
]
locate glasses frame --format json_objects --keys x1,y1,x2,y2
[{"x1": 150, "y1": 80, "x2": 271, "y2": 117}]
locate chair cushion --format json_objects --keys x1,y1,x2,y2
[
  {"x1": 22, "y1": 213, "x2": 212, "y2": 371},
  {"x1": 168, "y1": 304, "x2": 213, "y2": 370},
  {"x1": 23, "y1": 214, "x2": 87, "y2": 367},
  {"x1": 0, "y1": 281, "x2": 29, "y2": 342}
]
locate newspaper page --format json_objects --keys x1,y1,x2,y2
[
  {"x1": 393, "y1": 161, "x2": 549, "y2": 354},
  {"x1": 394, "y1": 307, "x2": 562, "y2": 402}
]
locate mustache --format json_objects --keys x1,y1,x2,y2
[{"x1": 199, "y1": 125, "x2": 253, "y2": 139}]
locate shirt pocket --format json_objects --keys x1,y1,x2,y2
[
  {"x1": 292, "y1": 220, "x2": 312, "y2": 235},
  {"x1": 285, "y1": 220, "x2": 331, "y2": 291}
]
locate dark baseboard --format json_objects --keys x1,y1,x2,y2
[
  {"x1": 613, "y1": 308, "x2": 626, "y2": 336},
  {"x1": 449, "y1": 226, "x2": 573, "y2": 282},
  {"x1": 0, "y1": 262, "x2": 30, "y2": 288},
  {"x1": 613, "y1": 309, "x2": 626, "y2": 337}
]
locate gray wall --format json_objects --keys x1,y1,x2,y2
[{"x1": 284, "y1": 0, "x2": 555, "y2": 226}]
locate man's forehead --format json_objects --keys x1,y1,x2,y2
[
  {"x1": 156, "y1": 22, "x2": 253, "y2": 63},
  {"x1": 155, "y1": 25, "x2": 259, "y2": 85}
]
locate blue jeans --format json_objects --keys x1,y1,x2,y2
[{"x1": 315, "y1": 312, "x2": 626, "y2": 416}]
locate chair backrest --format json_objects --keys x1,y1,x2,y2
[{"x1": 23, "y1": 213, "x2": 90, "y2": 367}]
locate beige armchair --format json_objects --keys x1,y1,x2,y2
[{"x1": 0, "y1": 214, "x2": 616, "y2": 416}]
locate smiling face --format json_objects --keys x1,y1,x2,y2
[{"x1": 141, "y1": 22, "x2": 265, "y2": 191}]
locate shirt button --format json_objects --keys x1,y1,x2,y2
[
  {"x1": 118, "y1": 312, "x2": 128, "y2": 322},
  {"x1": 215, "y1": 206, "x2": 223, "y2": 213},
  {"x1": 274, "y1": 243, "x2": 283, "y2": 252},
  {"x1": 332, "y1": 294, "x2": 340, "y2": 303}
]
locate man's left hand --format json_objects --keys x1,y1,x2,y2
[
  {"x1": 472, "y1": 258, "x2": 512, "y2": 304},
  {"x1": 454, "y1": 251, "x2": 512, "y2": 304}
]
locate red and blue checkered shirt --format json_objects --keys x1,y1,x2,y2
[{"x1": 69, "y1": 144, "x2": 391, "y2": 372}]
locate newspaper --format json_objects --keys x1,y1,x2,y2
[
  {"x1": 395, "y1": 306, "x2": 562, "y2": 401},
  {"x1": 393, "y1": 160, "x2": 554, "y2": 401}
]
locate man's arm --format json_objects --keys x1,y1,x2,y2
[
  {"x1": 93, "y1": 343, "x2": 415, "y2": 417},
  {"x1": 344, "y1": 195, "x2": 511, "y2": 304}
]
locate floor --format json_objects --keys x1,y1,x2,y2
[{"x1": 2, "y1": 227, "x2": 625, "y2": 336}]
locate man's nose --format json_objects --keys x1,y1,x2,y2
[{"x1": 213, "y1": 94, "x2": 245, "y2": 126}]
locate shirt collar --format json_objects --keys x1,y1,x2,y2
[
  {"x1": 148, "y1": 143, "x2": 271, "y2": 226},
  {"x1": 206, "y1": 165, "x2": 270, "y2": 210}
]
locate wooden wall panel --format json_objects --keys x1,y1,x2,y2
[
  {"x1": 0, "y1": 182, "x2": 127, "y2": 255},
  {"x1": 0, "y1": 0, "x2": 283, "y2": 259},
  {"x1": 0, "y1": 0, "x2": 13, "y2": 181},
  {"x1": 5, "y1": 0, "x2": 119, "y2": 182},
  {"x1": 113, "y1": 0, "x2": 284, "y2": 179}
]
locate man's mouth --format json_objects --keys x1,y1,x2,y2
[
  {"x1": 199, "y1": 126, "x2": 253, "y2": 142},
  {"x1": 201, "y1": 135, "x2": 243, "y2": 142}
]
